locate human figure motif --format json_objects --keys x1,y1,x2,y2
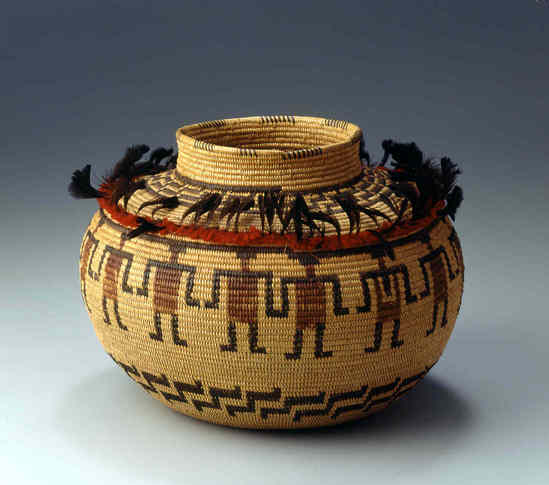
[
  {"x1": 102, "y1": 238, "x2": 130, "y2": 331},
  {"x1": 220, "y1": 251, "x2": 266, "y2": 354},
  {"x1": 364, "y1": 261, "x2": 404, "y2": 353},
  {"x1": 148, "y1": 242, "x2": 188, "y2": 346},
  {"x1": 79, "y1": 219, "x2": 103, "y2": 313},
  {"x1": 285, "y1": 255, "x2": 332, "y2": 360},
  {"x1": 425, "y1": 251, "x2": 449, "y2": 336}
]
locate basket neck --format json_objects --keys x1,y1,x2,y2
[{"x1": 175, "y1": 116, "x2": 364, "y2": 192}]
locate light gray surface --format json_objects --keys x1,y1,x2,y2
[{"x1": 2, "y1": 1, "x2": 548, "y2": 484}]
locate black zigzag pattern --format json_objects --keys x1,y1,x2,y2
[
  {"x1": 330, "y1": 378, "x2": 402, "y2": 419},
  {"x1": 260, "y1": 392, "x2": 326, "y2": 421},
  {"x1": 293, "y1": 386, "x2": 368, "y2": 422},
  {"x1": 226, "y1": 388, "x2": 282, "y2": 417},
  {"x1": 109, "y1": 354, "x2": 435, "y2": 423},
  {"x1": 191, "y1": 386, "x2": 242, "y2": 412}
]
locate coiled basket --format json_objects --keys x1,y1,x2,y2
[{"x1": 73, "y1": 115, "x2": 464, "y2": 429}]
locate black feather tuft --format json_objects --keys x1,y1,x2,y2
[
  {"x1": 149, "y1": 147, "x2": 174, "y2": 166},
  {"x1": 69, "y1": 164, "x2": 103, "y2": 199},
  {"x1": 181, "y1": 193, "x2": 222, "y2": 224},
  {"x1": 109, "y1": 145, "x2": 150, "y2": 181},
  {"x1": 280, "y1": 196, "x2": 297, "y2": 236},
  {"x1": 234, "y1": 196, "x2": 255, "y2": 231},
  {"x1": 379, "y1": 139, "x2": 393, "y2": 166},
  {"x1": 439, "y1": 186, "x2": 463, "y2": 221},
  {"x1": 359, "y1": 135, "x2": 371, "y2": 166},
  {"x1": 161, "y1": 195, "x2": 181, "y2": 210},
  {"x1": 257, "y1": 194, "x2": 266, "y2": 232},
  {"x1": 132, "y1": 146, "x2": 174, "y2": 177},
  {"x1": 297, "y1": 193, "x2": 321, "y2": 237},
  {"x1": 274, "y1": 192, "x2": 286, "y2": 225},
  {"x1": 375, "y1": 191, "x2": 399, "y2": 216},
  {"x1": 205, "y1": 194, "x2": 223, "y2": 223},
  {"x1": 110, "y1": 175, "x2": 131, "y2": 205},
  {"x1": 122, "y1": 179, "x2": 146, "y2": 210},
  {"x1": 387, "y1": 141, "x2": 423, "y2": 170},
  {"x1": 440, "y1": 156, "x2": 461, "y2": 195},
  {"x1": 165, "y1": 153, "x2": 178, "y2": 170},
  {"x1": 219, "y1": 197, "x2": 241, "y2": 229},
  {"x1": 138, "y1": 196, "x2": 180, "y2": 216},
  {"x1": 280, "y1": 193, "x2": 328, "y2": 240},
  {"x1": 381, "y1": 139, "x2": 464, "y2": 221},
  {"x1": 195, "y1": 193, "x2": 222, "y2": 223},
  {"x1": 122, "y1": 218, "x2": 162, "y2": 240},
  {"x1": 239, "y1": 196, "x2": 255, "y2": 213},
  {"x1": 390, "y1": 181, "x2": 423, "y2": 219},
  {"x1": 333, "y1": 192, "x2": 360, "y2": 233},
  {"x1": 394, "y1": 198, "x2": 409, "y2": 226},
  {"x1": 265, "y1": 192, "x2": 276, "y2": 233},
  {"x1": 357, "y1": 204, "x2": 392, "y2": 226},
  {"x1": 309, "y1": 211, "x2": 341, "y2": 237}
]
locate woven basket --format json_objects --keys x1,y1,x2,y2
[{"x1": 73, "y1": 115, "x2": 464, "y2": 429}]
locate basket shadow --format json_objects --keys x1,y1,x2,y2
[{"x1": 55, "y1": 367, "x2": 475, "y2": 480}]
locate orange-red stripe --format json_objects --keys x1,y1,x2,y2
[{"x1": 97, "y1": 183, "x2": 444, "y2": 250}]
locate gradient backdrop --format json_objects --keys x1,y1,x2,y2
[{"x1": 2, "y1": 1, "x2": 548, "y2": 484}]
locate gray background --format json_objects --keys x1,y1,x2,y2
[{"x1": 2, "y1": 1, "x2": 548, "y2": 484}]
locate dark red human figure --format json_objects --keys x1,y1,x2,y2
[
  {"x1": 364, "y1": 268, "x2": 404, "y2": 353},
  {"x1": 148, "y1": 243, "x2": 187, "y2": 346},
  {"x1": 221, "y1": 252, "x2": 266, "y2": 354},
  {"x1": 285, "y1": 259, "x2": 332, "y2": 360},
  {"x1": 102, "y1": 238, "x2": 128, "y2": 330},
  {"x1": 425, "y1": 252, "x2": 449, "y2": 336}
]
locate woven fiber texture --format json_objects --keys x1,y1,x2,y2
[
  {"x1": 119, "y1": 117, "x2": 412, "y2": 237},
  {"x1": 74, "y1": 115, "x2": 465, "y2": 429}
]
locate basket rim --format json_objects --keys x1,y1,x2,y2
[{"x1": 176, "y1": 115, "x2": 363, "y2": 155}]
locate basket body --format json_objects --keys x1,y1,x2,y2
[{"x1": 79, "y1": 208, "x2": 464, "y2": 429}]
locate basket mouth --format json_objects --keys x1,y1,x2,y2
[
  {"x1": 178, "y1": 115, "x2": 362, "y2": 151},
  {"x1": 175, "y1": 116, "x2": 364, "y2": 192}
]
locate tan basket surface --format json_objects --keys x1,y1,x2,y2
[{"x1": 80, "y1": 206, "x2": 464, "y2": 429}]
